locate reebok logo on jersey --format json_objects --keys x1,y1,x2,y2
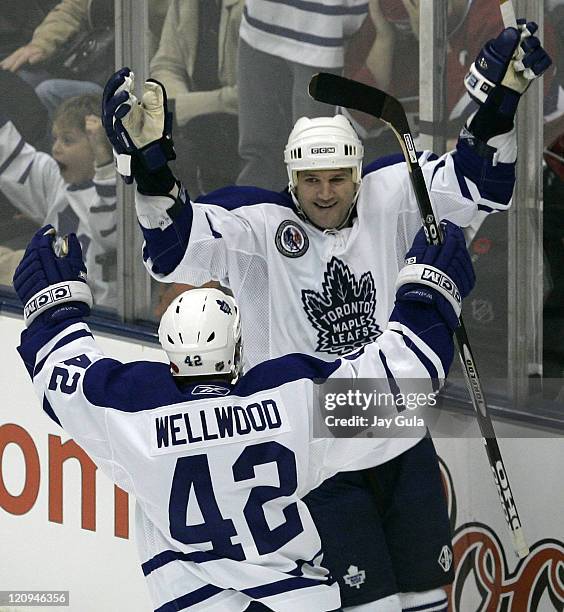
[
  {"x1": 302, "y1": 257, "x2": 381, "y2": 355},
  {"x1": 191, "y1": 384, "x2": 231, "y2": 396}
]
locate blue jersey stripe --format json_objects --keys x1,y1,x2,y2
[
  {"x1": 142, "y1": 201, "x2": 193, "y2": 275},
  {"x1": 478, "y1": 203, "x2": 495, "y2": 213},
  {"x1": 257, "y1": 0, "x2": 368, "y2": 16},
  {"x1": 404, "y1": 597, "x2": 449, "y2": 611},
  {"x1": 242, "y1": 576, "x2": 326, "y2": 599},
  {"x1": 232, "y1": 353, "x2": 340, "y2": 397},
  {"x1": 43, "y1": 396, "x2": 62, "y2": 426},
  {"x1": 244, "y1": 6, "x2": 343, "y2": 47},
  {"x1": 0, "y1": 136, "x2": 25, "y2": 176},
  {"x1": 363, "y1": 151, "x2": 437, "y2": 177},
  {"x1": 33, "y1": 329, "x2": 94, "y2": 377},
  {"x1": 453, "y1": 139, "x2": 515, "y2": 205},
  {"x1": 393, "y1": 329, "x2": 441, "y2": 390},
  {"x1": 142, "y1": 550, "x2": 216, "y2": 576},
  {"x1": 287, "y1": 549, "x2": 323, "y2": 576},
  {"x1": 93, "y1": 183, "x2": 116, "y2": 198},
  {"x1": 453, "y1": 159, "x2": 472, "y2": 201},
  {"x1": 154, "y1": 585, "x2": 223, "y2": 612},
  {"x1": 82, "y1": 352, "x2": 340, "y2": 413},
  {"x1": 67, "y1": 180, "x2": 94, "y2": 192},
  {"x1": 18, "y1": 160, "x2": 34, "y2": 184},
  {"x1": 378, "y1": 349, "x2": 403, "y2": 399},
  {"x1": 430, "y1": 158, "x2": 446, "y2": 187},
  {"x1": 90, "y1": 202, "x2": 116, "y2": 213},
  {"x1": 195, "y1": 185, "x2": 294, "y2": 211},
  {"x1": 100, "y1": 225, "x2": 117, "y2": 238},
  {"x1": 389, "y1": 301, "x2": 453, "y2": 377}
]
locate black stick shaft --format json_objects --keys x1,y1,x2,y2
[{"x1": 309, "y1": 72, "x2": 529, "y2": 558}]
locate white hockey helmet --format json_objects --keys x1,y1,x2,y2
[
  {"x1": 284, "y1": 115, "x2": 364, "y2": 192},
  {"x1": 158, "y1": 288, "x2": 242, "y2": 382}
]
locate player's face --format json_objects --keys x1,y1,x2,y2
[
  {"x1": 51, "y1": 123, "x2": 95, "y2": 185},
  {"x1": 295, "y1": 169, "x2": 356, "y2": 229}
]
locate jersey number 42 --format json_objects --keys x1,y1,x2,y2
[{"x1": 169, "y1": 441, "x2": 304, "y2": 559}]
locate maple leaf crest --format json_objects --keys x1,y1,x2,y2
[{"x1": 301, "y1": 257, "x2": 381, "y2": 355}]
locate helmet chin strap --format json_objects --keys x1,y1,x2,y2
[{"x1": 290, "y1": 179, "x2": 362, "y2": 231}]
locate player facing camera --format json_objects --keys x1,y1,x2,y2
[{"x1": 283, "y1": 115, "x2": 363, "y2": 230}]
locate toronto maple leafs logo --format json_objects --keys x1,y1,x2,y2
[
  {"x1": 216, "y1": 299, "x2": 232, "y2": 315},
  {"x1": 302, "y1": 257, "x2": 381, "y2": 355},
  {"x1": 343, "y1": 565, "x2": 366, "y2": 589}
]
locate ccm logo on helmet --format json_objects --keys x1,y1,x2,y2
[{"x1": 311, "y1": 146, "x2": 336, "y2": 155}]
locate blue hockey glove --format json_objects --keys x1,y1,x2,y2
[
  {"x1": 395, "y1": 221, "x2": 475, "y2": 330},
  {"x1": 464, "y1": 20, "x2": 552, "y2": 124},
  {"x1": 13, "y1": 225, "x2": 93, "y2": 327},
  {"x1": 102, "y1": 67, "x2": 176, "y2": 193}
]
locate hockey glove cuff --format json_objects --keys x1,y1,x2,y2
[
  {"x1": 13, "y1": 226, "x2": 93, "y2": 327},
  {"x1": 395, "y1": 221, "x2": 476, "y2": 330}
]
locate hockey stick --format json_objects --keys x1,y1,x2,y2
[
  {"x1": 499, "y1": 0, "x2": 517, "y2": 27},
  {"x1": 308, "y1": 72, "x2": 529, "y2": 558}
]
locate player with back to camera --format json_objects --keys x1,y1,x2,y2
[
  {"x1": 13, "y1": 217, "x2": 474, "y2": 611},
  {"x1": 101, "y1": 17, "x2": 550, "y2": 612}
]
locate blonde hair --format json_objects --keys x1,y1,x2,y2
[{"x1": 52, "y1": 94, "x2": 100, "y2": 132}]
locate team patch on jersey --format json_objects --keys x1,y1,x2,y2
[
  {"x1": 302, "y1": 257, "x2": 382, "y2": 355},
  {"x1": 438, "y1": 545, "x2": 453, "y2": 572},
  {"x1": 275, "y1": 220, "x2": 309, "y2": 258},
  {"x1": 343, "y1": 565, "x2": 366, "y2": 589}
]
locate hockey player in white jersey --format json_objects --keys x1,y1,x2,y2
[
  {"x1": 101, "y1": 20, "x2": 550, "y2": 612},
  {"x1": 14, "y1": 221, "x2": 474, "y2": 612},
  {"x1": 0, "y1": 94, "x2": 117, "y2": 308}
]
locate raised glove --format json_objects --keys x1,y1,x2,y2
[
  {"x1": 102, "y1": 67, "x2": 176, "y2": 193},
  {"x1": 13, "y1": 225, "x2": 92, "y2": 327},
  {"x1": 395, "y1": 221, "x2": 475, "y2": 329},
  {"x1": 464, "y1": 20, "x2": 552, "y2": 120}
]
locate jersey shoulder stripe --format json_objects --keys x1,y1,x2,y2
[
  {"x1": 453, "y1": 139, "x2": 515, "y2": 205},
  {"x1": 82, "y1": 352, "x2": 340, "y2": 412},
  {"x1": 232, "y1": 352, "x2": 341, "y2": 397},
  {"x1": 195, "y1": 185, "x2": 294, "y2": 212},
  {"x1": 362, "y1": 151, "x2": 439, "y2": 178}
]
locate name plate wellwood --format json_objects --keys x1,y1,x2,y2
[{"x1": 149, "y1": 391, "x2": 291, "y2": 455}]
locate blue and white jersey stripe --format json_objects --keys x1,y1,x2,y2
[{"x1": 240, "y1": 0, "x2": 368, "y2": 68}]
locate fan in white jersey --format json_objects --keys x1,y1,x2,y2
[
  {"x1": 101, "y1": 22, "x2": 550, "y2": 612},
  {"x1": 0, "y1": 94, "x2": 117, "y2": 308},
  {"x1": 14, "y1": 222, "x2": 473, "y2": 611}
]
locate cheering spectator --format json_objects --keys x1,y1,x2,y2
[
  {"x1": 0, "y1": 94, "x2": 117, "y2": 308},
  {"x1": 150, "y1": 0, "x2": 244, "y2": 195}
]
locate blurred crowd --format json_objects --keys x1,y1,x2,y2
[{"x1": 0, "y1": 0, "x2": 562, "y2": 375}]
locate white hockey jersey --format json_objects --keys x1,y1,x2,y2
[
  {"x1": 18, "y1": 297, "x2": 452, "y2": 611},
  {"x1": 240, "y1": 0, "x2": 368, "y2": 68},
  {"x1": 138, "y1": 133, "x2": 515, "y2": 371},
  {"x1": 0, "y1": 119, "x2": 117, "y2": 308}
]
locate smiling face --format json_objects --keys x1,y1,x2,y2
[
  {"x1": 294, "y1": 168, "x2": 357, "y2": 230},
  {"x1": 51, "y1": 122, "x2": 95, "y2": 185}
]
